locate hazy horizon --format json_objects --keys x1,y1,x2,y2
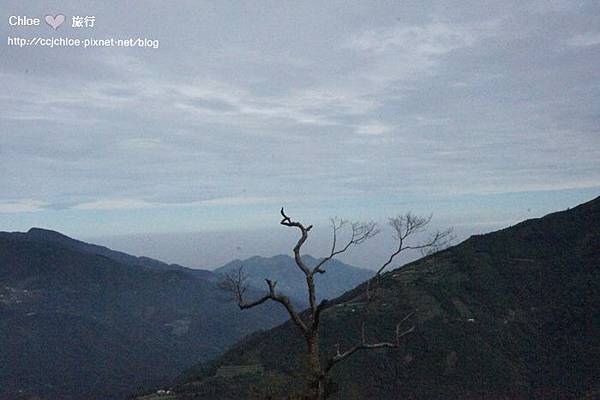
[
  {"x1": 3, "y1": 186, "x2": 599, "y2": 270},
  {"x1": 2, "y1": 1, "x2": 599, "y2": 268},
  {"x1": 61, "y1": 191, "x2": 600, "y2": 268}
]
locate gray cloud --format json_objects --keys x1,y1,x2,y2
[{"x1": 1, "y1": 0, "x2": 599, "y2": 218}]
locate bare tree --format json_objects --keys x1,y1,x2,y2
[{"x1": 221, "y1": 208, "x2": 452, "y2": 400}]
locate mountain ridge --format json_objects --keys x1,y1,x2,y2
[
  {"x1": 0, "y1": 227, "x2": 213, "y2": 280},
  {"x1": 173, "y1": 196, "x2": 600, "y2": 399},
  {"x1": 0, "y1": 230, "x2": 286, "y2": 400},
  {"x1": 214, "y1": 254, "x2": 372, "y2": 304}
]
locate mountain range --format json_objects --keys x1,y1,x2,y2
[
  {"x1": 0, "y1": 228, "x2": 369, "y2": 400},
  {"x1": 214, "y1": 255, "x2": 373, "y2": 305},
  {"x1": 172, "y1": 196, "x2": 600, "y2": 399}
]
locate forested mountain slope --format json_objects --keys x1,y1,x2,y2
[
  {"x1": 0, "y1": 231, "x2": 286, "y2": 400},
  {"x1": 174, "y1": 196, "x2": 600, "y2": 399}
]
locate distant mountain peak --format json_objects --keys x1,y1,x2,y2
[
  {"x1": 214, "y1": 254, "x2": 372, "y2": 303},
  {"x1": 27, "y1": 227, "x2": 80, "y2": 241},
  {"x1": 0, "y1": 229, "x2": 285, "y2": 400},
  {"x1": 28, "y1": 227, "x2": 65, "y2": 234},
  {"x1": 1, "y1": 227, "x2": 213, "y2": 279}
]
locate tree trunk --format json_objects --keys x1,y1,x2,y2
[{"x1": 307, "y1": 333, "x2": 326, "y2": 400}]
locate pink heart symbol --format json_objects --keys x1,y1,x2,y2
[{"x1": 45, "y1": 14, "x2": 65, "y2": 30}]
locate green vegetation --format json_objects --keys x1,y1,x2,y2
[
  {"x1": 0, "y1": 230, "x2": 288, "y2": 400},
  {"x1": 174, "y1": 196, "x2": 600, "y2": 399}
]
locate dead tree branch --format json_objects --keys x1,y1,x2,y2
[
  {"x1": 338, "y1": 213, "x2": 453, "y2": 383},
  {"x1": 219, "y1": 209, "x2": 451, "y2": 400},
  {"x1": 221, "y1": 265, "x2": 308, "y2": 334},
  {"x1": 280, "y1": 207, "x2": 313, "y2": 275},
  {"x1": 375, "y1": 212, "x2": 453, "y2": 276},
  {"x1": 313, "y1": 218, "x2": 379, "y2": 274},
  {"x1": 325, "y1": 312, "x2": 414, "y2": 373}
]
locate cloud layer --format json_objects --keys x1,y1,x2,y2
[{"x1": 1, "y1": 1, "x2": 598, "y2": 235}]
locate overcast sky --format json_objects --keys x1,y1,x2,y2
[{"x1": 1, "y1": 1, "x2": 599, "y2": 268}]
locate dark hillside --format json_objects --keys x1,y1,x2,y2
[
  {"x1": 1, "y1": 227, "x2": 213, "y2": 279},
  {"x1": 0, "y1": 233, "x2": 286, "y2": 400},
  {"x1": 175, "y1": 196, "x2": 600, "y2": 399}
]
